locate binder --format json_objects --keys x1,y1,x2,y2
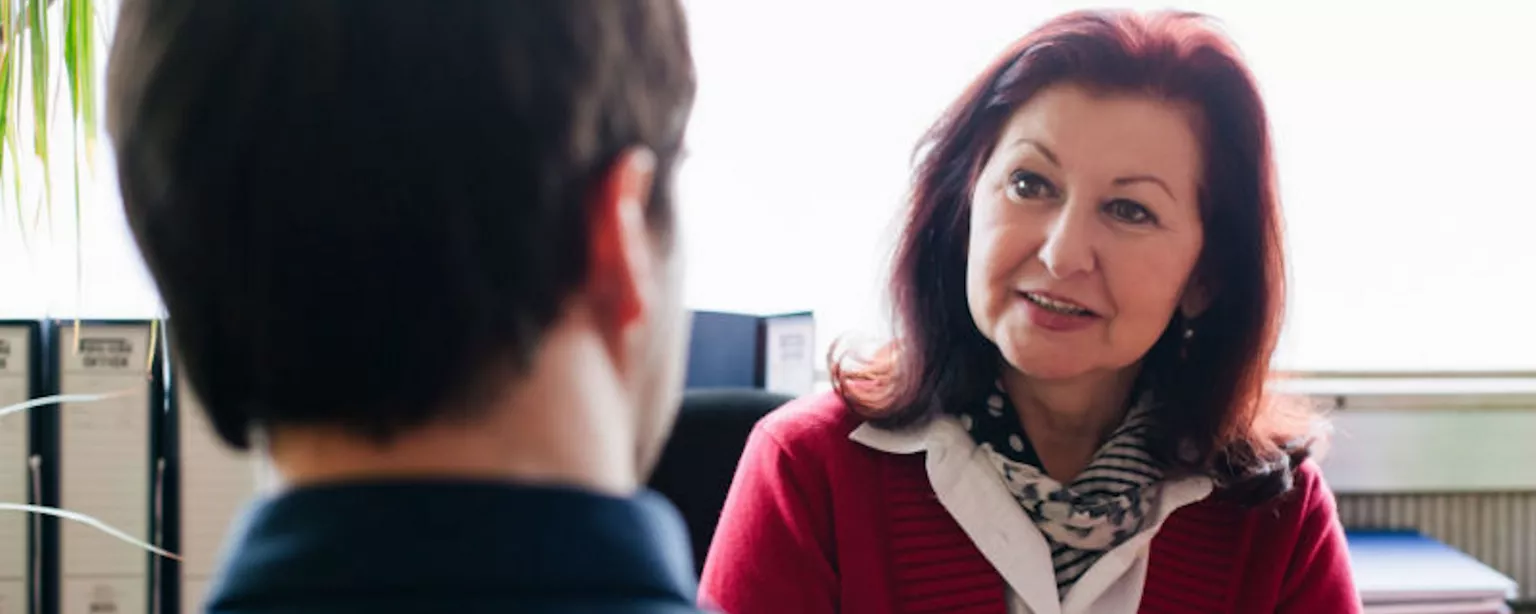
[
  {"x1": 761, "y1": 313, "x2": 815, "y2": 397},
  {"x1": 0, "y1": 321, "x2": 42, "y2": 614},
  {"x1": 160, "y1": 361, "x2": 259, "y2": 614},
  {"x1": 45, "y1": 321, "x2": 161, "y2": 614},
  {"x1": 1347, "y1": 530, "x2": 1518, "y2": 613},
  {"x1": 685, "y1": 311, "x2": 816, "y2": 396}
]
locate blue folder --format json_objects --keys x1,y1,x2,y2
[{"x1": 1346, "y1": 530, "x2": 1517, "y2": 605}]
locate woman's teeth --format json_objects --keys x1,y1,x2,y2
[{"x1": 1024, "y1": 292, "x2": 1092, "y2": 316}]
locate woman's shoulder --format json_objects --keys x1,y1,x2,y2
[
  {"x1": 1291, "y1": 458, "x2": 1329, "y2": 495},
  {"x1": 731, "y1": 390, "x2": 890, "y2": 500},
  {"x1": 1258, "y1": 457, "x2": 1335, "y2": 517},
  {"x1": 1183, "y1": 458, "x2": 1336, "y2": 520},
  {"x1": 753, "y1": 390, "x2": 868, "y2": 452},
  {"x1": 1285, "y1": 458, "x2": 1341, "y2": 522},
  {"x1": 1155, "y1": 460, "x2": 1355, "y2": 608}
]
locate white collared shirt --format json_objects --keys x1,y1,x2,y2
[{"x1": 850, "y1": 415, "x2": 1213, "y2": 614}]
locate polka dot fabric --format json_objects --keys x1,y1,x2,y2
[{"x1": 956, "y1": 382, "x2": 1164, "y2": 597}]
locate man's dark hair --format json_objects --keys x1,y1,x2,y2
[{"x1": 107, "y1": 0, "x2": 696, "y2": 449}]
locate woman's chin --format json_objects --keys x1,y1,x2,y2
[
  {"x1": 1016, "y1": 365, "x2": 1094, "y2": 381},
  {"x1": 999, "y1": 349, "x2": 1095, "y2": 381}
]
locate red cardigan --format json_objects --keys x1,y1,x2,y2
[{"x1": 700, "y1": 392, "x2": 1361, "y2": 613}]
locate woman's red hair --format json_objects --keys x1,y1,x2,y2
[{"x1": 833, "y1": 10, "x2": 1318, "y2": 505}]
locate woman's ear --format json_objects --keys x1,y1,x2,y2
[{"x1": 1180, "y1": 276, "x2": 1213, "y2": 319}]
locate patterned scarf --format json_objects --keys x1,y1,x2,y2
[{"x1": 959, "y1": 382, "x2": 1163, "y2": 597}]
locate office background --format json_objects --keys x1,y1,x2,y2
[{"x1": 0, "y1": 0, "x2": 1533, "y2": 612}]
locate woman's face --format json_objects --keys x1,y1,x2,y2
[{"x1": 966, "y1": 83, "x2": 1205, "y2": 383}]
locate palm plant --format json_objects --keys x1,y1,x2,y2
[{"x1": 1, "y1": 0, "x2": 98, "y2": 254}]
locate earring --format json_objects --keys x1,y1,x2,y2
[{"x1": 1179, "y1": 317, "x2": 1195, "y2": 360}]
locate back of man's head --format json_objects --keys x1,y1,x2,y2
[{"x1": 107, "y1": 1, "x2": 696, "y2": 461}]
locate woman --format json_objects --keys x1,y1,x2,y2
[{"x1": 700, "y1": 10, "x2": 1360, "y2": 614}]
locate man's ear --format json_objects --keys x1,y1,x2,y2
[{"x1": 586, "y1": 147, "x2": 659, "y2": 340}]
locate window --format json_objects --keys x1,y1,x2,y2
[
  {"x1": 3, "y1": 0, "x2": 1532, "y2": 376},
  {"x1": 0, "y1": 0, "x2": 158, "y2": 319},
  {"x1": 677, "y1": 0, "x2": 1536, "y2": 375}
]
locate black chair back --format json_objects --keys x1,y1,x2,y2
[{"x1": 648, "y1": 388, "x2": 793, "y2": 573}]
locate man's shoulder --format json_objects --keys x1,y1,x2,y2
[
  {"x1": 206, "y1": 481, "x2": 705, "y2": 614},
  {"x1": 208, "y1": 597, "x2": 711, "y2": 614}
]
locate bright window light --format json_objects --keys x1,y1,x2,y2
[
  {"x1": 678, "y1": 0, "x2": 1536, "y2": 373},
  {"x1": 1, "y1": 1, "x2": 1531, "y2": 374}
]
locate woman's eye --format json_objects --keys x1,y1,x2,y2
[
  {"x1": 1105, "y1": 199, "x2": 1157, "y2": 225},
  {"x1": 1008, "y1": 170, "x2": 1056, "y2": 201}
]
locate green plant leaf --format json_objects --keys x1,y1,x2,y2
[
  {"x1": 64, "y1": 0, "x2": 92, "y2": 147},
  {"x1": 63, "y1": 0, "x2": 95, "y2": 327},
  {"x1": 26, "y1": 0, "x2": 46, "y2": 164},
  {"x1": 0, "y1": 0, "x2": 13, "y2": 184},
  {"x1": 7, "y1": 124, "x2": 23, "y2": 245},
  {"x1": 1, "y1": 0, "x2": 17, "y2": 236},
  {"x1": 0, "y1": 0, "x2": 102, "y2": 298},
  {"x1": 1, "y1": 54, "x2": 16, "y2": 247},
  {"x1": 6, "y1": 120, "x2": 21, "y2": 248}
]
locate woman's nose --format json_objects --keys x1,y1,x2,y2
[{"x1": 1038, "y1": 201, "x2": 1097, "y2": 280}]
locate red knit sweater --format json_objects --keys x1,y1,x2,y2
[{"x1": 700, "y1": 392, "x2": 1361, "y2": 614}]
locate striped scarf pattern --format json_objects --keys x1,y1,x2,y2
[{"x1": 959, "y1": 383, "x2": 1163, "y2": 597}]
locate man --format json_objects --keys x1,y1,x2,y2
[{"x1": 107, "y1": 1, "x2": 699, "y2": 612}]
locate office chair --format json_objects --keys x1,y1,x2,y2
[{"x1": 648, "y1": 388, "x2": 793, "y2": 574}]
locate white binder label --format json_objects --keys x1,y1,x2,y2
[
  {"x1": 763, "y1": 314, "x2": 816, "y2": 397},
  {"x1": 0, "y1": 326, "x2": 30, "y2": 614},
  {"x1": 59, "y1": 325, "x2": 152, "y2": 614}
]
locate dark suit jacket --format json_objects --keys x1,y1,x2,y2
[{"x1": 204, "y1": 480, "x2": 706, "y2": 613}]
